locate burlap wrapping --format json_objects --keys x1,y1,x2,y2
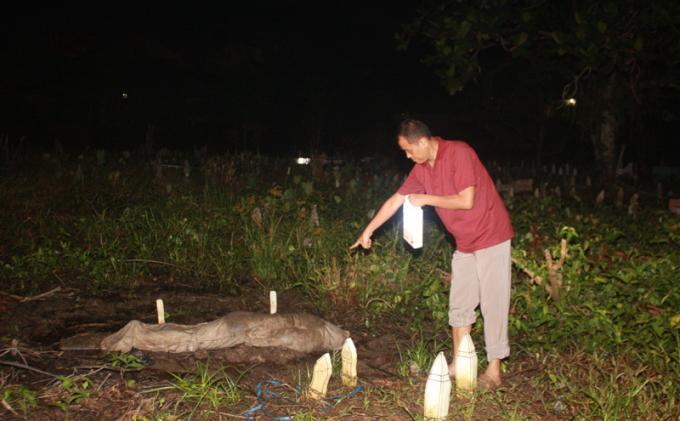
[{"x1": 99, "y1": 311, "x2": 349, "y2": 354}]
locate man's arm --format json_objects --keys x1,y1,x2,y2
[
  {"x1": 408, "y1": 186, "x2": 475, "y2": 210},
  {"x1": 350, "y1": 193, "x2": 406, "y2": 249}
]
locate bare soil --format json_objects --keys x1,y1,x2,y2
[{"x1": 0, "y1": 285, "x2": 556, "y2": 420}]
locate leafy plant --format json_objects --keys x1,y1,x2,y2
[
  {"x1": 1, "y1": 385, "x2": 37, "y2": 415},
  {"x1": 167, "y1": 362, "x2": 241, "y2": 418},
  {"x1": 52, "y1": 375, "x2": 92, "y2": 412},
  {"x1": 110, "y1": 352, "x2": 145, "y2": 370}
]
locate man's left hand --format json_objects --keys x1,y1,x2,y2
[{"x1": 408, "y1": 194, "x2": 428, "y2": 207}]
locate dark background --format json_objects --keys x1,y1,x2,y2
[{"x1": 1, "y1": 3, "x2": 677, "y2": 166}]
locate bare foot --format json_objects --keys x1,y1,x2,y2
[
  {"x1": 478, "y1": 372, "x2": 501, "y2": 390},
  {"x1": 448, "y1": 361, "x2": 456, "y2": 378}
]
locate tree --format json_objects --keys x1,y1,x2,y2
[{"x1": 397, "y1": 0, "x2": 680, "y2": 180}]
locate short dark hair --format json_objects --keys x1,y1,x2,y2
[{"x1": 398, "y1": 119, "x2": 431, "y2": 143}]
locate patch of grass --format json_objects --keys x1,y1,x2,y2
[
  {"x1": 397, "y1": 331, "x2": 447, "y2": 381},
  {"x1": 1, "y1": 152, "x2": 680, "y2": 417},
  {"x1": 167, "y1": 362, "x2": 241, "y2": 418},
  {"x1": 109, "y1": 352, "x2": 145, "y2": 370},
  {"x1": 1, "y1": 384, "x2": 38, "y2": 416},
  {"x1": 52, "y1": 375, "x2": 93, "y2": 412}
]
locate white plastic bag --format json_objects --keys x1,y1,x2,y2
[{"x1": 403, "y1": 195, "x2": 423, "y2": 248}]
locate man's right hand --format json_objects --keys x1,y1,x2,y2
[{"x1": 350, "y1": 230, "x2": 372, "y2": 250}]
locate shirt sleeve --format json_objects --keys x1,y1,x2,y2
[
  {"x1": 451, "y1": 144, "x2": 478, "y2": 192},
  {"x1": 397, "y1": 166, "x2": 425, "y2": 195}
]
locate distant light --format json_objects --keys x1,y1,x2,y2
[
  {"x1": 565, "y1": 98, "x2": 576, "y2": 106},
  {"x1": 122, "y1": 92, "x2": 128, "y2": 99},
  {"x1": 296, "y1": 157, "x2": 311, "y2": 165}
]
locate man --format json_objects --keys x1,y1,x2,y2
[{"x1": 350, "y1": 119, "x2": 513, "y2": 388}]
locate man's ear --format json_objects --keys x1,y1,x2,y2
[{"x1": 417, "y1": 137, "x2": 429, "y2": 147}]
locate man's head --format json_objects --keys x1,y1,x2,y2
[{"x1": 397, "y1": 119, "x2": 434, "y2": 165}]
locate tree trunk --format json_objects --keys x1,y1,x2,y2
[
  {"x1": 591, "y1": 108, "x2": 618, "y2": 183},
  {"x1": 589, "y1": 73, "x2": 621, "y2": 185}
]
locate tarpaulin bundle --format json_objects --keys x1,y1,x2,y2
[{"x1": 99, "y1": 311, "x2": 349, "y2": 354}]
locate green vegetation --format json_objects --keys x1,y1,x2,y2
[{"x1": 0, "y1": 151, "x2": 678, "y2": 418}]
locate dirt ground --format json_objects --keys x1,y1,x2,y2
[{"x1": 0, "y1": 285, "x2": 555, "y2": 420}]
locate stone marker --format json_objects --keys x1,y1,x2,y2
[
  {"x1": 569, "y1": 187, "x2": 580, "y2": 203},
  {"x1": 341, "y1": 337, "x2": 358, "y2": 387},
  {"x1": 183, "y1": 160, "x2": 191, "y2": 178},
  {"x1": 628, "y1": 193, "x2": 639, "y2": 215},
  {"x1": 308, "y1": 353, "x2": 332, "y2": 399},
  {"x1": 596, "y1": 190, "x2": 605, "y2": 206},
  {"x1": 270, "y1": 291, "x2": 277, "y2": 314},
  {"x1": 512, "y1": 178, "x2": 533, "y2": 194},
  {"x1": 424, "y1": 352, "x2": 451, "y2": 420},
  {"x1": 455, "y1": 333, "x2": 477, "y2": 393},
  {"x1": 616, "y1": 187, "x2": 624, "y2": 208},
  {"x1": 310, "y1": 204, "x2": 320, "y2": 227},
  {"x1": 156, "y1": 299, "x2": 165, "y2": 324},
  {"x1": 669, "y1": 198, "x2": 680, "y2": 215}
]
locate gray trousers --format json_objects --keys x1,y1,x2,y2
[{"x1": 449, "y1": 240, "x2": 512, "y2": 361}]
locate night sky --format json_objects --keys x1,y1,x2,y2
[{"x1": 1, "y1": 4, "x2": 678, "y2": 164}]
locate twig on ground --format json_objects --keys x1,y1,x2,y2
[
  {"x1": 0, "y1": 286, "x2": 62, "y2": 302},
  {"x1": 52, "y1": 271, "x2": 66, "y2": 286},
  {"x1": 121, "y1": 258, "x2": 191, "y2": 272},
  {"x1": 95, "y1": 373, "x2": 112, "y2": 393},
  {"x1": 0, "y1": 359, "x2": 61, "y2": 378},
  {"x1": 74, "y1": 364, "x2": 143, "y2": 373},
  {"x1": 219, "y1": 412, "x2": 248, "y2": 419},
  {"x1": 1, "y1": 399, "x2": 19, "y2": 416},
  {"x1": 399, "y1": 402, "x2": 417, "y2": 420},
  {"x1": 1, "y1": 341, "x2": 29, "y2": 366}
]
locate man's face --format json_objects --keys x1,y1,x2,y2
[{"x1": 398, "y1": 136, "x2": 429, "y2": 164}]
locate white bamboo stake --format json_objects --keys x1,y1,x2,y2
[
  {"x1": 156, "y1": 299, "x2": 165, "y2": 324},
  {"x1": 423, "y1": 352, "x2": 451, "y2": 420},
  {"x1": 270, "y1": 291, "x2": 277, "y2": 314},
  {"x1": 308, "y1": 353, "x2": 332, "y2": 400},
  {"x1": 341, "y1": 338, "x2": 357, "y2": 387},
  {"x1": 455, "y1": 333, "x2": 477, "y2": 393}
]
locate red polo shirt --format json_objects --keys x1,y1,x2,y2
[{"x1": 397, "y1": 138, "x2": 513, "y2": 252}]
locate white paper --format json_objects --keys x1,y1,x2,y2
[{"x1": 403, "y1": 195, "x2": 423, "y2": 249}]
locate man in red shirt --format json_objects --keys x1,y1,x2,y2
[{"x1": 351, "y1": 119, "x2": 514, "y2": 388}]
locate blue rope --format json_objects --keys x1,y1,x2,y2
[
  {"x1": 243, "y1": 380, "x2": 293, "y2": 421},
  {"x1": 242, "y1": 380, "x2": 364, "y2": 419},
  {"x1": 323, "y1": 385, "x2": 364, "y2": 414}
]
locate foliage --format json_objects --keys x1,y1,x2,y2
[
  {"x1": 110, "y1": 352, "x2": 145, "y2": 370},
  {"x1": 396, "y1": 0, "x2": 680, "y2": 175},
  {"x1": 52, "y1": 375, "x2": 93, "y2": 412},
  {"x1": 1, "y1": 385, "x2": 38, "y2": 415},
  {"x1": 1, "y1": 150, "x2": 679, "y2": 417},
  {"x1": 165, "y1": 362, "x2": 241, "y2": 418},
  {"x1": 397, "y1": 0, "x2": 680, "y2": 96}
]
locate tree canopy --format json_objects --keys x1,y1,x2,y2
[{"x1": 398, "y1": 0, "x2": 680, "y2": 176}]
